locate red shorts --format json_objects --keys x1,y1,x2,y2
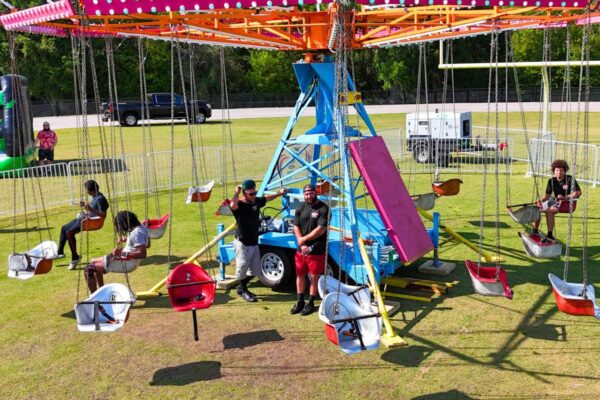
[{"x1": 295, "y1": 252, "x2": 326, "y2": 275}]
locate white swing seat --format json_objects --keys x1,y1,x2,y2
[
  {"x1": 507, "y1": 205, "x2": 540, "y2": 224},
  {"x1": 186, "y1": 180, "x2": 215, "y2": 204},
  {"x1": 412, "y1": 193, "x2": 436, "y2": 211},
  {"x1": 317, "y1": 275, "x2": 372, "y2": 312},
  {"x1": 519, "y1": 232, "x2": 562, "y2": 259},
  {"x1": 548, "y1": 273, "x2": 600, "y2": 319},
  {"x1": 318, "y1": 292, "x2": 382, "y2": 355},
  {"x1": 7, "y1": 240, "x2": 58, "y2": 280},
  {"x1": 74, "y1": 283, "x2": 135, "y2": 332},
  {"x1": 106, "y1": 257, "x2": 141, "y2": 273},
  {"x1": 465, "y1": 260, "x2": 513, "y2": 299}
]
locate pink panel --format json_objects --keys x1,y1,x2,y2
[
  {"x1": 12, "y1": 25, "x2": 69, "y2": 37},
  {"x1": 0, "y1": 0, "x2": 74, "y2": 30},
  {"x1": 82, "y1": 0, "x2": 588, "y2": 15},
  {"x1": 349, "y1": 136, "x2": 433, "y2": 264}
]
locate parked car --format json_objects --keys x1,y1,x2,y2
[{"x1": 102, "y1": 93, "x2": 212, "y2": 126}]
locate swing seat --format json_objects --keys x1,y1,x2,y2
[
  {"x1": 318, "y1": 292, "x2": 382, "y2": 355},
  {"x1": 74, "y1": 283, "x2": 135, "y2": 332},
  {"x1": 518, "y1": 232, "x2": 562, "y2": 259},
  {"x1": 465, "y1": 260, "x2": 513, "y2": 299},
  {"x1": 318, "y1": 275, "x2": 372, "y2": 311},
  {"x1": 81, "y1": 215, "x2": 105, "y2": 232},
  {"x1": 166, "y1": 263, "x2": 216, "y2": 312},
  {"x1": 432, "y1": 179, "x2": 462, "y2": 197},
  {"x1": 548, "y1": 273, "x2": 600, "y2": 319},
  {"x1": 316, "y1": 180, "x2": 331, "y2": 195},
  {"x1": 215, "y1": 199, "x2": 233, "y2": 217},
  {"x1": 557, "y1": 199, "x2": 577, "y2": 213},
  {"x1": 507, "y1": 205, "x2": 540, "y2": 224},
  {"x1": 186, "y1": 180, "x2": 215, "y2": 204},
  {"x1": 144, "y1": 213, "x2": 170, "y2": 239},
  {"x1": 7, "y1": 241, "x2": 58, "y2": 280},
  {"x1": 106, "y1": 257, "x2": 141, "y2": 274},
  {"x1": 412, "y1": 193, "x2": 436, "y2": 211}
]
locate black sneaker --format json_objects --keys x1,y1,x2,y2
[
  {"x1": 300, "y1": 302, "x2": 315, "y2": 316},
  {"x1": 290, "y1": 301, "x2": 305, "y2": 315},
  {"x1": 236, "y1": 285, "x2": 244, "y2": 296},
  {"x1": 241, "y1": 291, "x2": 258, "y2": 302}
]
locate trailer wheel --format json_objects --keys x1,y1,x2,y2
[
  {"x1": 192, "y1": 112, "x2": 207, "y2": 124},
  {"x1": 258, "y1": 247, "x2": 293, "y2": 289},
  {"x1": 413, "y1": 143, "x2": 431, "y2": 163},
  {"x1": 121, "y1": 112, "x2": 138, "y2": 127}
]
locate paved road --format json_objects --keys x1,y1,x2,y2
[{"x1": 34, "y1": 102, "x2": 600, "y2": 130}]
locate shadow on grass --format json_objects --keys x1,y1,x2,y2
[
  {"x1": 412, "y1": 389, "x2": 474, "y2": 400},
  {"x1": 381, "y1": 345, "x2": 434, "y2": 367},
  {"x1": 223, "y1": 329, "x2": 284, "y2": 350},
  {"x1": 468, "y1": 220, "x2": 511, "y2": 229},
  {"x1": 61, "y1": 309, "x2": 76, "y2": 320},
  {"x1": 150, "y1": 361, "x2": 221, "y2": 385}
]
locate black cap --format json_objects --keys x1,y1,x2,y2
[{"x1": 303, "y1": 184, "x2": 316, "y2": 192}]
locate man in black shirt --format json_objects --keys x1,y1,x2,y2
[
  {"x1": 230, "y1": 179, "x2": 287, "y2": 302},
  {"x1": 58, "y1": 180, "x2": 110, "y2": 269},
  {"x1": 291, "y1": 184, "x2": 330, "y2": 316},
  {"x1": 533, "y1": 159, "x2": 581, "y2": 241}
]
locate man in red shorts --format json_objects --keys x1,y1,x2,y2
[
  {"x1": 291, "y1": 184, "x2": 330, "y2": 316},
  {"x1": 35, "y1": 121, "x2": 58, "y2": 166}
]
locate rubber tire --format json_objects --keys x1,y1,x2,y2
[
  {"x1": 258, "y1": 247, "x2": 293, "y2": 289},
  {"x1": 413, "y1": 143, "x2": 431, "y2": 164},
  {"x1": 121, "y1": 112, "x2": 138, "y2": 127},
  {"x1": 193, "y1": 112, "x2": 207, "y2": 124}
]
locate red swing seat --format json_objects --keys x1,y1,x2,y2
[
  {"x1": 81, "y1": 215, "x2": 105, "y2": 232},
  {"x1": 432, "y1": 179, "x2": 462, "y2": 197},
  {"x1": 167, "y1": 263, "x2": 216, "y2": 312},
  {"x1": 557, "y1": 199, "x2": 577, "y2": 213},
  {"x1": 548, "y1": 273, "x2": 600, "y2": 319},
  {"x1": 167, "y1": 263, "x2": 217, "y2": 341},
  {"x1": 186, "y1": 180, "x2": 215, "y2": 204},
  {"x1": 143, "y1": 213, "x2": 170, "y2": 239},
  {"x1": 465, "y1": 260, "x2": 513, "y2": 299}
]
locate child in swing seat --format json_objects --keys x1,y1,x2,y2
[
  {"x1": 84, "y1": 211, "x2": 150, "y2": 293},
  {"x1": 533, "y1": 159, "x2": 581, "y2": 242}
]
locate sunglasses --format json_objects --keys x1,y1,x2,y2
[{"x1": 245, "y1": 191, "x2": 257, "y2": 196}]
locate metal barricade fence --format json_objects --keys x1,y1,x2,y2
[
  {"x1": 11, "y1": 130, "x2": 600, "y2": 218},
  {"x1": 472, "y1": 126, "x2": 553, "y2": 162},
  {"x1": 527, "y1": 139, "x2": 600, "y2": 186}
]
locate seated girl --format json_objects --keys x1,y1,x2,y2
[{"x1": 85, "y1": 211, "x2": 150, "y2": 293}]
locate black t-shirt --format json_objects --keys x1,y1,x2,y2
[
  {"x1": 545, "y1": 175, "x2": 581, "y2": 198},
  {"x1": 294, "y1": 200, "x2": 329, "y2": 255},
  {"x1": 89, "y1": 192, "x2": 109, "y2": 217},
  {"x1": 232, "y1": 196, "x2": 267, "y2": 246}
]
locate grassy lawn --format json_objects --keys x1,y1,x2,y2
[{"x1": 1, "y1": 112, "x2": 600, "y2": 399}]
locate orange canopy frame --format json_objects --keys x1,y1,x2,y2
[{"x1": 2, "y1": 4, "x2": 598, "y2": 50}]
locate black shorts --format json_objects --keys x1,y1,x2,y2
[{"x1": 38, "y1": 149, "x2": 54, "y2": 161}]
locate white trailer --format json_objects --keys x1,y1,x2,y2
[{"x1": 405, "y1": 110, "x2": 472, "y2": 165}]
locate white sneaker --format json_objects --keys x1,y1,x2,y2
[{"x1": 68, "y1": 256, "x2": 82, "y2": 270}]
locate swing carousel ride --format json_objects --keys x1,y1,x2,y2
[{"x1": 2, "y1": 0, "x2": 600, "y2": 351}]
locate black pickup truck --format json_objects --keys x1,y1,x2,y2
[{"x1": 102, "y1": 93, "x2": 212, "y2": 126}]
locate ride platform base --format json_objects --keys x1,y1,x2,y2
[
  {"x1": 418, "y1": 260, "x2": 456, "y2": 275},
  {"x1": 381, "y1": 333, "x2": 409, "y2": 348},
  {"x1": 216, "y1": 275, "x2": 239, "y2": 290}
]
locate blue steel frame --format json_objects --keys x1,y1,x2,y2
[{"x1": 219, "y1": 57, "x2": 429, "y2": 284}]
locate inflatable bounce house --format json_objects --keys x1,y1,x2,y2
[{"x1": 0, "y1": 75, "x2": 35, "y2": 172}]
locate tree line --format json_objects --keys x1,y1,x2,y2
[{"x1": 0, "y1": 25, "x2": 598, "y2": 103}]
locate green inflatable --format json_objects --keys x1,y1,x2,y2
[{"x1": 0, "y1": 75, "x2": 35, "y2": 172}]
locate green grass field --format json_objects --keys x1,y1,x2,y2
[{"x1": 1, "y1": 112, "x2": 600, "y2": 399}]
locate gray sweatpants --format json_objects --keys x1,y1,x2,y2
[{"x1": 233, "y1": 239, "x2": 261, "y2": 280}]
